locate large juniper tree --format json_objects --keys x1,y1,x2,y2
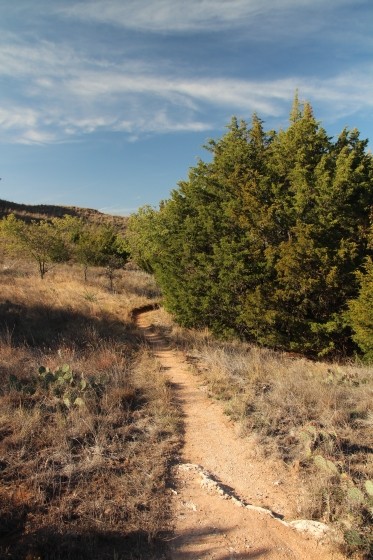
[{"x1": 127, "y1": 97, "x2": 373, "y2": 356}]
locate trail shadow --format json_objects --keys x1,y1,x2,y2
[
  {"x1": 0, "y1": 487, "x2": 171, "y2": 558},
  {"x1": 0, "y1": 300, "x2": 137, "y2": 350},
  {"x1": 0, "y1": 524, "x2": 170, "y2": 559},
  {"x1": 0, "y1": 508, "x2": 272, "y2": 559},
  {"x1": 0, "y1": 494, "x2": 28, "y2": 538},
  {"x1": 0, "y1": 483, "x2": 170, "y2": 559},
  {"x1": 170, "y1": 525, "x2": 271, "y2": 559},
  {"x1": 131, "y1": 304, "x2": 159, "y2": 321}
]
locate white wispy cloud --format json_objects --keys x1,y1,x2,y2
[
  {"x1": 0, "y1": 107, "x2": 38, "y2": 129},
  {"x1": 20, "y1": 129, "x2": 58, "y2": 145},
  {"x1": 0, "y1": 35, "x2": 81, "y2": 78},
  {"x1": 58, "y1": 0, "x2": 348, "y2": 34},
  {"x1": 0, "y1": 27, "x2": 372, "y2": 145}
]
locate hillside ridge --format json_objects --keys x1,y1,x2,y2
[{"x1": 0, "y1": 198, "x2": 128, "y2": 231}]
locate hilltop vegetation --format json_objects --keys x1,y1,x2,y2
[
  {"x1": 127, "y1": 96, "x2": 373, "y2": 360},
  {"x1": 0, "y1": 198, "x2": 128, "y2": 233}
]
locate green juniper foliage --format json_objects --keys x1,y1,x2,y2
[
  {"x1": 127, "y1": 97, "x2": 373, "y2": 357},
  {"x1": 348, "y1": 226, "x2": 373, "y2": 361}
]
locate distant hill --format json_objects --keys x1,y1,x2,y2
[{"x1": 0, "y1": 199, "x2": 128, "y2": 233}]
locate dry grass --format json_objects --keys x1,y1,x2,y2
[
  {"x1": 0, "y1": 262, "x2": 161, "y2": 347},
  {"x1": 0, "y1": 262, "x2": 177, "y2": 559},
  {"x1": 150, "y1": 308, "x2": 373, "y2": 559}
]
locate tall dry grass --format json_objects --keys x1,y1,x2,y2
[
  {"x1": 149, "y1": 307, "x2": 373, "y2": 558},
  {"x1": 0, "y1": 262, "x2": 176, "y2": 559}
]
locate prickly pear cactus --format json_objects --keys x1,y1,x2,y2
[
  {"x1": 313, "y1": 454, "x2": 339, "y2": 475},
  {"x1": 36, "y1": 364, "x2": 93, "y2": 410},
  {"x1": 364, "y1": 480, "x2": 373, "y2": 497},
  {"x1": 346, "y1": 486, "x2": 365, "y2": 505}
]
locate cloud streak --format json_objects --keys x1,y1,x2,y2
[
  {"x1": 0, "y1": 16, "x2": 372, "y2": 145},
  {"x1": 58, "y1": 0, "x2": 350, "y2": 34},
  {"x1": 0, "y1": 0, "x2": 372, "y2": 212}
]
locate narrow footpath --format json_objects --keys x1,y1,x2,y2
[{"x1": 136, "y1": 308, "x2": 345, "y2": 560}]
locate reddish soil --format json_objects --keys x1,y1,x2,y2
[{"x1": 136, "y1": 309, "x2": 346, "y2": 560}]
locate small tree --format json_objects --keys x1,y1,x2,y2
[
  {"x1": 97, "y1": 227, "x2": 129, "y2": 292},
  {"x1": 0, "y1": 214, "x2": 69, "y2": 278},
  {"x1": 127, "y1": 98, "x2": 373, "y2": 355},
  {"x1": 72, "y1": 223, "x2": 100, "y2": 281},
  {"x1": 73, "y1": 222, "x2": 129, "y2": 290},
  {"x1": 126, "y1": 206, "x2": 160, "y2": 273}
]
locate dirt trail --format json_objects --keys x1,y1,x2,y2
[{"x1": 136, "y1": 309, "x2": 345, "y2": 560}]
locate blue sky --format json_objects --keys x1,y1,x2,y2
[{"x1": 0, "y1": 0, "x2": 372, "y2": 215}]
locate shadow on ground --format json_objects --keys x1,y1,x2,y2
[
  {"x1": 0, "y1": 300, "x2": 137, "y2": 350},
  {"x1": 0, "y1": 520, "x2": 170, "y2": 559},
  {"x1": 170, "y1": 525, "x2": 271, "y2": 559}
]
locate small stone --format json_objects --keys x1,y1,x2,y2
[
  {"x1": 184, "y1": 501, "x2": 197, "y2": 511},
  {"x1": 246, "y1": 504, "x2": 274, "y2": 517},
  {"x1": 289, "y1": 519, "x2": 329, "y2": 539},
  {"x1": 231, "y1": 496, "x2": 244, "y2": 507}
]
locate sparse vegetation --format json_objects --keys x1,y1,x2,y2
[
  {"x1": 0, "y1": 214, "x2": 129, "y2": 286},
  {"x1": 0, "y1": 260, "x2": 177, "y2": 559}
]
